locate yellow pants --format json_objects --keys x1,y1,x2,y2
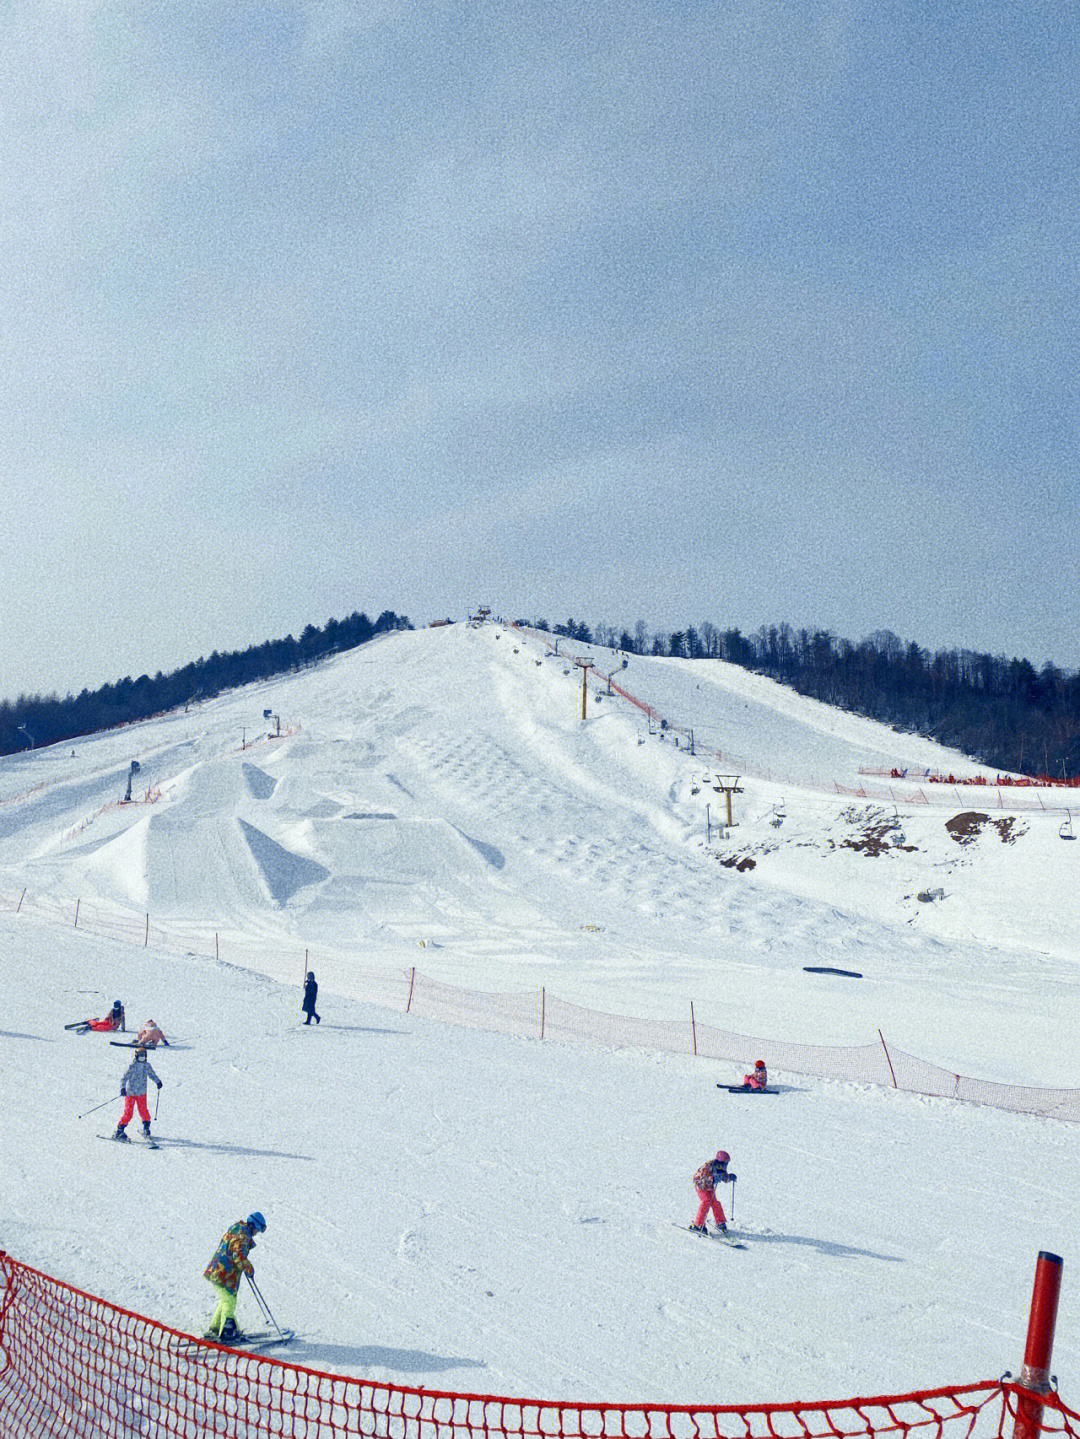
[{"x1": 206, "y1": 1280, "x2": 238, "y2": 1336}]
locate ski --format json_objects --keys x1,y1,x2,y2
[
  {"x1": 110, "y1": 1039, "x2": 168, "y2": 1048},
  {"x1": 98, "y1": 1134, "x2": 160, "y2": 1150},
  {"x1": 717, "y1": 1085, "x2": 778, "y2": 1093},
  {"x1": 197, "y1": 1328, "x2": 296, "y2": 1350},
  {"x1": 671, "y1": 1224, "x2": 746, "y2": 1248}
]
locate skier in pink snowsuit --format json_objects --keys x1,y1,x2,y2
[
  {"x1": 742, "y1": 1060, "x2": 767, "y2": 1090},
  {"x1": 690, "y1": 1150, "x2": 737, "y2": 1234}
]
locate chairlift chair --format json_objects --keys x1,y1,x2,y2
[{"x1": 1061, "y1": 810, "x2": 1076, "y2": 841}]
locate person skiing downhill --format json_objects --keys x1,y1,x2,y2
[
  {"x1": 690, "y1": 1150, "x2": 737, "y2": 1235},
  {"x1": 302, "y1": 971, "x2": 320, "y2": 1025},
  {"x1": 741, "y1": 1060, "x2": 767, "y2": 1090},
  {"x1": 114, "y1": 1047, "x2": 162, "y2": 1142},
  {"x1": 204, "y1": 1212, "x2": 267, "y2": 1341},
  {"x1": 67, "y1": 1000, "x2": 125, "y2": 1034}
]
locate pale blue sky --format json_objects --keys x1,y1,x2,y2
[{"x1": 2, "y1": 1, "x2": 1078, "y2": 698}]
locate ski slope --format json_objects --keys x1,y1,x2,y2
[{"x1": 1, "y1": 622, "x2": 1077, "y2": 1401}]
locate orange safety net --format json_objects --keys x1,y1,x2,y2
[{"x1": 2, "y1": 1251, "x2": 1077, "y2": 1439}]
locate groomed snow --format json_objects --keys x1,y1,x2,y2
[{"x1": 1, "y1": 623, "x2": 1077, "y2": 1400}]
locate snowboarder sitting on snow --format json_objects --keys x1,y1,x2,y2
[
  {"x1": 135, "y1": 1019, "x2": 169, "y2": 1048},
  {"x1": 68, "y1": 999, "x2": 126, "y2": 1034},
  {"x1": 741, "y1": 1060, "x2": 767, "y2": 1090},
  {"x1": 690, "y1": 1149, "x2": 737, "y2": 1235},
  {"x1": 302, "y1": 971, "x2": 320, "y2": 1025},
  {"x1": 204, "y1": 1212, "x2": 267, "y2": 1341},
  {"x1": 114, "y1": 1047, "x2": 162, "y2": 1142}
]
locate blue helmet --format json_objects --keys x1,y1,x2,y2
[{"x1": 246, "y1": 1212, "x2": 266, "y2": 1234}]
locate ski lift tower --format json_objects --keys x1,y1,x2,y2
[
  {"x1": 573, "y1": 657, "x2": 591, "y2": 720},
  {"x1": 713, "y1": 774, "x2": 743, "y2": 829}
]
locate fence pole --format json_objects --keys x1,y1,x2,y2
[
  {"x1": 74, "y1": 899, "x2": 80, "y2": 929},
  {"x1": 144, "y1": 914, "x2": 149, "y2": 948},
  {"x1": 1013, "y1": 1251, "x2": 1063, "y2": 1439},
  {"x1": 406, "y1": 966, "x2": 416, "y2": 1014},
  {"x1": 690, "y1": 1001, "x2": 698, "y2": 1057},
  {"x1": 215, "y1": 932, "x2": 219, "y2": 962},
  {"x1": 877, "y1": 1028, "x2": 898, "y2": 1088},
  {"x1": 540, "y1": 987, "x2": 545, "y2": 1040},
  {"x1": 17, "y1": 888, "x2": 25, "y2": 913}
]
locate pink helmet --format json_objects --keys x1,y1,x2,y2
[{"x1": 715, "y1": 1150, "x2": 730, "y2": 1164}]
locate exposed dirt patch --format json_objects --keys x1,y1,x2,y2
[
  {"x1": 945, "y1": 811, "x2": 1027, "y2": 846},
  {"x1": 719, "y1": 854, "x2": 757, "y2": 872},
  {"x1": 828, "y1": 805, "x2": 918, "y2": 857}
]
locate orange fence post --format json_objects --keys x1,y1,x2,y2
[{"x1": 1013, "y1": 1251, "x2": 1063, "y2": 1439}]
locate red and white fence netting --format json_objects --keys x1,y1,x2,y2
[
  {"x1": 1, "y1": 1252, "x2": 1077, "y2": 1439},
  {"x1": 3, "y1": 887, "x2": 1080, "y2": 1124}
]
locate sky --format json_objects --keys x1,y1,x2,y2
[{"x1": 2, "y1": 1, "x2": 1079, "y2": 700}]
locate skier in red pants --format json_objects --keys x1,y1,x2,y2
[
  {"x1": 113, "y1": 1047, "x2": 162, "y2": 1142},
  {"x1": 690, "y1": 1149, "x2": 737, "y2": 1235}
]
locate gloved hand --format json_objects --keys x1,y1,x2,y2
[
  {"x1": 156, "y1": 1081, "x2": 162, "y2": 1089},
  {"x1": 726, "y1": 1171, "x2": 737, "y2": 1183},
  {"x1": 120, "y1": 1087, "x2": 126, "y2": 1096}
]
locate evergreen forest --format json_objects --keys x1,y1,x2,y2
[{"x1": 0, "y1": 610, "x2": 412, "y2": 757}]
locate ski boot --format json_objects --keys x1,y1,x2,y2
[
  {"x1": 113, "y1": 1127, "x2": 130, "y2": 1142},
  {"x1": 715, "y1": 1223, "x2": 728, "y2": 1234},
  {"x1": 689, "y1": 1223, "x2": 708, "y2": 1236},
  {"x1": 142, "y1": 1120, "x2": 152, "y2": 1138},
  {"x1": 219, "y1": 1318, "x2": 243, "y2": 1343}
]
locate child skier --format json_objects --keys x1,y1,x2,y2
[
  {"x1": 302, "y1": 971, "x2": 320, "y2": 1025},
  {"x1": 741, "y1": 1060, "x2": 768, "y2": 1090},
  {"x1": 114, "y1": 1047, "x2": 162, "y2": 1141},
  {"x1": 135, "y1": 1019, "x2": 169, "y2": 1048},
  {"x1": 204, "y1": 1212, "x2": 267, "y2": 1341},
  {"x1": 67, "y1": 999, "x2": 126, "y2": 1034},
  {"x1": 690, "y1": 1149, "x2": 737, "y2": 1235}
]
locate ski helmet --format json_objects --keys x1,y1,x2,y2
[
  {"x1": 755, "y1": 1059, "x2": 766, "y2": 1069},
  {"x1": 715, "y1": 1150, "x2": 730, "y2": 1164},
  {"x1": 112, "y1": 1000, "x2": 123, "y2": 1011},
  {"x1": 246, "y1": 1212, "x2": 267, "y2": 1234},
  {"x1": 307, "y1": 972, "x2": 314, "y2": 981},
  {"x1": 135, "y1": 1046, "x2": 148, "y2": 1058}
]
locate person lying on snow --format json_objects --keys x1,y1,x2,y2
[
  {"x1": 204, "y1": 1212, "x2": 267, "y2": 1342},
  {"x1": 135, "y1": 1019, "x2": 169, "y2": 1048},
  {"x1": 66, "y1": 999, "x2": 125, "y2": 1034},
  {"x1": 690, "y1": 1150, "x2": 737, "y2": 1235}
]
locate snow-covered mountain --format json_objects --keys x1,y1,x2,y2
[{"x1": 1, "y1": 622, "x2": 1077, "y2": 1401}]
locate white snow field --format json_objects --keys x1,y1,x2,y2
[{"x1": 1, "y1": 622, "x2": 1078, "y2": 1403}]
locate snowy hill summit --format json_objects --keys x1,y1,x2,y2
[{"x1": 2, "y1": 620, "x2": 1077, "y2": 1083}]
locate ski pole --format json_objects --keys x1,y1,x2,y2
[
  {"x1": 77, "y1": 1094, "x2": 120, "y2": 1120},
  {"x1": 154, "y1": 1086, "x2": 160, "y2": 1121},
  {"x1": 247, "y1": 1275, "x2": 285, "y2": 1339},
  {"x1": 731, "y1": 1178, "x2": 736, "y2": 1223}
]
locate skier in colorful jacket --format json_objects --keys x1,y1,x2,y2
[
  {"x1": 113, "y1": 1049, "x2": 162, "y2": 1141},
  {"x1": 690, "y1": 1150, "x2": 737, "y2": 1234},
  {"x1": 742, "y1": 1060, "x2": 767, "y2": 1090},
  {"x1": 204, "y1": 1213, "x2": 266, "y2": 1340}
]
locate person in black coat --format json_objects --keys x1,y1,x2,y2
[{"x1": 302, "y1": 971, "x2": 320, "y2": 1025}]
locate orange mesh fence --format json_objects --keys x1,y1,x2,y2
[
  {"x1": 2, "y1": 1251, "x2": 1077, "y2": 1439},
  {"x1": 3, "y1": 888, "x2": 1080, "y2": 1123}
]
